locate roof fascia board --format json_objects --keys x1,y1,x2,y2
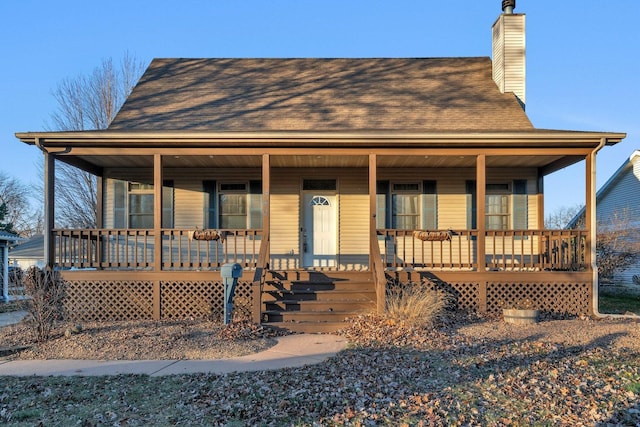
[{"x1": 16, "y1": 130, "x2": 627, "y2": 149}]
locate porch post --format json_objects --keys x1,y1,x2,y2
[
  {"x1": 43, "y1": 148, "x2": 56, "y2": 269},
  {"x1": 153, "y1": 154, "x2": 163, "y2": 273},
  {"x1": 585, "y1": 151, "x2": 596, "y2": 268},
  {"x1": 476, "y1": 154, "x2": 486, "y2": 271},
  {"x1": 251, "y1": 154, "x2": 271, "y2": 324},
  {"x1": 262, "y1": 154, "x2": 270, "y2": 260},
  {"x1": 537, "y1": 172, "x2": 545, "y2": 229},
  {"x1": 368, "y1": 154, "x2": 377, "y2": 268},
  {"x1": 96, "y1": 175, "x2": 104, "y2": 229},
  {"x1": 95, "y1": 175, "x2": 104, "y2": 270}
]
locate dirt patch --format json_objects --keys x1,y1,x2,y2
[
  {"x1": 0, "y1": 319, "x2": 289, "y2": 360},
  {"x1": 1, "y1": 314, "x2": 639, "y2": 425}
]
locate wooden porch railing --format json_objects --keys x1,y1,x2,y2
[
  {"x1": 53, "y1": 229, "x2": 263, "y2": 270},
  {"x1": 378, "y1": 229, "x2": 588, "y2": 271}
]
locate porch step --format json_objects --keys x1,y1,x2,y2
[
  {"x1": 262, "y1": 289, "x2": 376, "y2": 302},
  {"x1": 261, "y1": 271, "x2": 376, "y2": 333},
  {"x1": 264, "y1": 321, "x2": 350, "y2": 334},
  {"x1": 264, "y1": 299, "x2": 373, "y2": 312}
]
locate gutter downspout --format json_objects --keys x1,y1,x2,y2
[{"x1": 590, "y1": 138, "x2": 639, "y2": 319}]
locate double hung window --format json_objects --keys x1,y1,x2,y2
[
  {"x1": 377, "y1": 181, "x2": 437, "y2": 230},
  {"x1": 113, "y1": 180, "x2": 174, "y2": 229},
  {"x1": 203, "y1": 181, "x2": 262, "y2": 229}
]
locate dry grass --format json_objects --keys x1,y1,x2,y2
[{"x1": 384, "y1": 282, "x2": 450, "y2": 328}]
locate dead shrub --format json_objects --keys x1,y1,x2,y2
[
  {"x1": 20, "y1": 267, "x2": 65, "y2": 342},
  {"x1": 384, "y1": 282, "x2": 450, "y2": 328}
]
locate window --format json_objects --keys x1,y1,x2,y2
[
  {"x1": 219, "y1": 183, "x2": 247, "y2": 229},
  {"x1": 466, "y1": 181, "x2": 528, "y2": 230},
  {"x1": 377, "y1": 181, "x2": 437, "y2": 230},
  {"x1": 486, "y1": 194, "x2": 510, "y2": 230},
  {"x1": 216, "y1": 181, "x2": 263, "y2": 229},
  {"x1": 392, "y1": 183, "x2": 420, "y2": 230},
  {"x1": 129, "y1": 182, "x2": 154, "y2": 229},
  {"x1": 303, "y1": 179, "x2": 336, "y2": 191},
  {"x1": 112, "y1": 179, "x2": 174, "y2": 229}
]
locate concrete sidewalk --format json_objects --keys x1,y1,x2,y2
[
  {"x1": 0, "y1": 310, "x2": 348, "y2": 376},
  {"x1": 0, "y1": 310, "x2": 28, "y2": 327}
]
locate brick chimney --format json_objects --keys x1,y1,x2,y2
[{"x1": 492, "y1": 0, "x2": 526, "y2": 109}]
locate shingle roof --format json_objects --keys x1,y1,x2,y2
[
  {"x1": 109, "y1": 57, "x2": 533, "y2": 132},
  {"x1": 8, "y1": 234, "x2": 42, "y2": 258},
  {"x1": 0, "y1": 231, "x2": 19, "y2": 243}
]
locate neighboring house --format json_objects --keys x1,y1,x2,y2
[
  {"x1": 14, "y1": 4, "x2": 626, "y2": 330},
  {"x1": 9, "y1": 234, "x2": 45, "y2": 271},
  {"x1": 568, "y1": 150, "x2": 640, "y2": 287},
  {"x1": 0, "y1": 231, "x2": 20, "y2": 301}
]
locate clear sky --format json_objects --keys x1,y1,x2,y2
[{"x1": 1, "y1": 0, "x2": 638, "y2": 216}]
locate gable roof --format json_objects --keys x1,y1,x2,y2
[
  {"x1": 567, "y1": 150, "x2": 640, "y2": 228},
  {"x1": 8, "y1": 234, "x2": 43, "y2": 259},
  {"x1": 0, "y1": 231, "x2": 19, "y2": 244},
  {"x1": 109, "y1": 57, "x2": 533, "y2": 132}
]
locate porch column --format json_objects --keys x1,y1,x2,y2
[
  {"x1": 476, "y1": 154, "x2": 486, "y2": 271},
  {"x1": 96, "y1": 175, "x2": 104, "y2": 229},
  {"x1": 368, "y1": 154, "x2": 377, "y2": 268},
  {"x1": 43, "y1": 149, "x2": 56, "y2": 269},
  {"x1": 537, "y1": 172, "x2": 545, "y2": 229},
  {"x1": 262, "y1": 154, "x2": 270, "y2": 259},
  {"x1": 586, "y1": 148, "x2": 598, "y2": 275},
  {"x1": 2, "y1": 244, "x2": 8, "y2": 301},
  {"x1": 153, "y1": 154, "x2": 163, "y2": 273}
]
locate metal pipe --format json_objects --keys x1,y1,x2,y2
[{"x1": 502, "y1": 0, "x2": 515, "y2": 14}]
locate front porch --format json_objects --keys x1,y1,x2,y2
[
  {"x1": 15, "y1": 130, "x2": 625, "y2": 330},
  {"x1": 52, "y1": 226, "x2": 593, "y2": 329}
]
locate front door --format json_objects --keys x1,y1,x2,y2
[{"x1": 302, "y1": 194, "x2": 337, "y2": 267}]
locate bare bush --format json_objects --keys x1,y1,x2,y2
[
  {"x1": 20, "y1": 267, "x2": 65, "y2": 342},
  {"x1": 596, "y1": 209, "x2": 640, "y2": 282}
]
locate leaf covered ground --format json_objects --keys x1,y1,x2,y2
[{"x1": 1, "y1": 314, "x2": 639, "y2": 425}]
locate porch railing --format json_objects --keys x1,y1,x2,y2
[
  {"x1": 378, "y1": 229, "x2": 588, "y2": 271},
  {"x1": 53, "y1": 229, "x2": 263, "y2": 270}
]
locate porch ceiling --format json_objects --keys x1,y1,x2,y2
[{"x1": 70, "y1": 153, "x2": 573, "y2": 170}]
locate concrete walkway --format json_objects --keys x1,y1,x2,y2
[
  {"x1": 0, "y1": 311, "x2": 348, "y2": 377},
  {"x1": 0, "y1": 310, "x2": 28, "y2": 327}
]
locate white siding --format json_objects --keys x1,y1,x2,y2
[
  {"x1": 492, "y1": 13, "x2": 526, "y2": 106},
  {"x1": 596, "y1": 163, "x2": 640, "y2": 284}
]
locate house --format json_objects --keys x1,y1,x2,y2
[
  {"x1": 0, "y1": 231, "x2": 20, "y2": 302},
  {"x1": 15, "y1": 3, "x2": 626, "y2": 331},
  {"x1": 9, "y1": 234, "x2": 45, "y2": 271},
  {"x1": 568, "y1": 150, "x2": 640, "y2": 289}
]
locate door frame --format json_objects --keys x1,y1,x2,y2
[{"x1": 300, "y1": 179, "x2": 338, "y2": 268}]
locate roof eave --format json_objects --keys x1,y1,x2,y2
[{"x1": 15, "y1": 130, "x2": 627, "y2": 149}]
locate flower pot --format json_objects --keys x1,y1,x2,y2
[{"x1": 503, "y1": 308, "x2": 539, "y2": 325}]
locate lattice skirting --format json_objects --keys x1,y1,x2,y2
[
  {"x1": 161, "y1": 281, "x2": 253, "y2": 321},
  {"x1": 391, "y1": 273, "x2": 592, "y2": 316},
  {"x1": 63, "y1": 280, "x2": 253, "y2": 322},
  {"x1": 485, "y1": 282, "x2": 591, "y2": 315}
]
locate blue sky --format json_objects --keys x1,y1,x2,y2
[{"x1": 1, "y1": 0, "x2": 638, "y2": 215}]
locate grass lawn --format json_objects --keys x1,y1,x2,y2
[{"x1": 599, "y1": 292, "x2": 640, "y2": 315}]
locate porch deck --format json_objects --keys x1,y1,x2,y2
[
  {"x1": 50, "y1": 227, "x2": 593, "y2": 329},
  {"x1": 52, "y1": 228, "x2": 588, "y2": 273}
]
